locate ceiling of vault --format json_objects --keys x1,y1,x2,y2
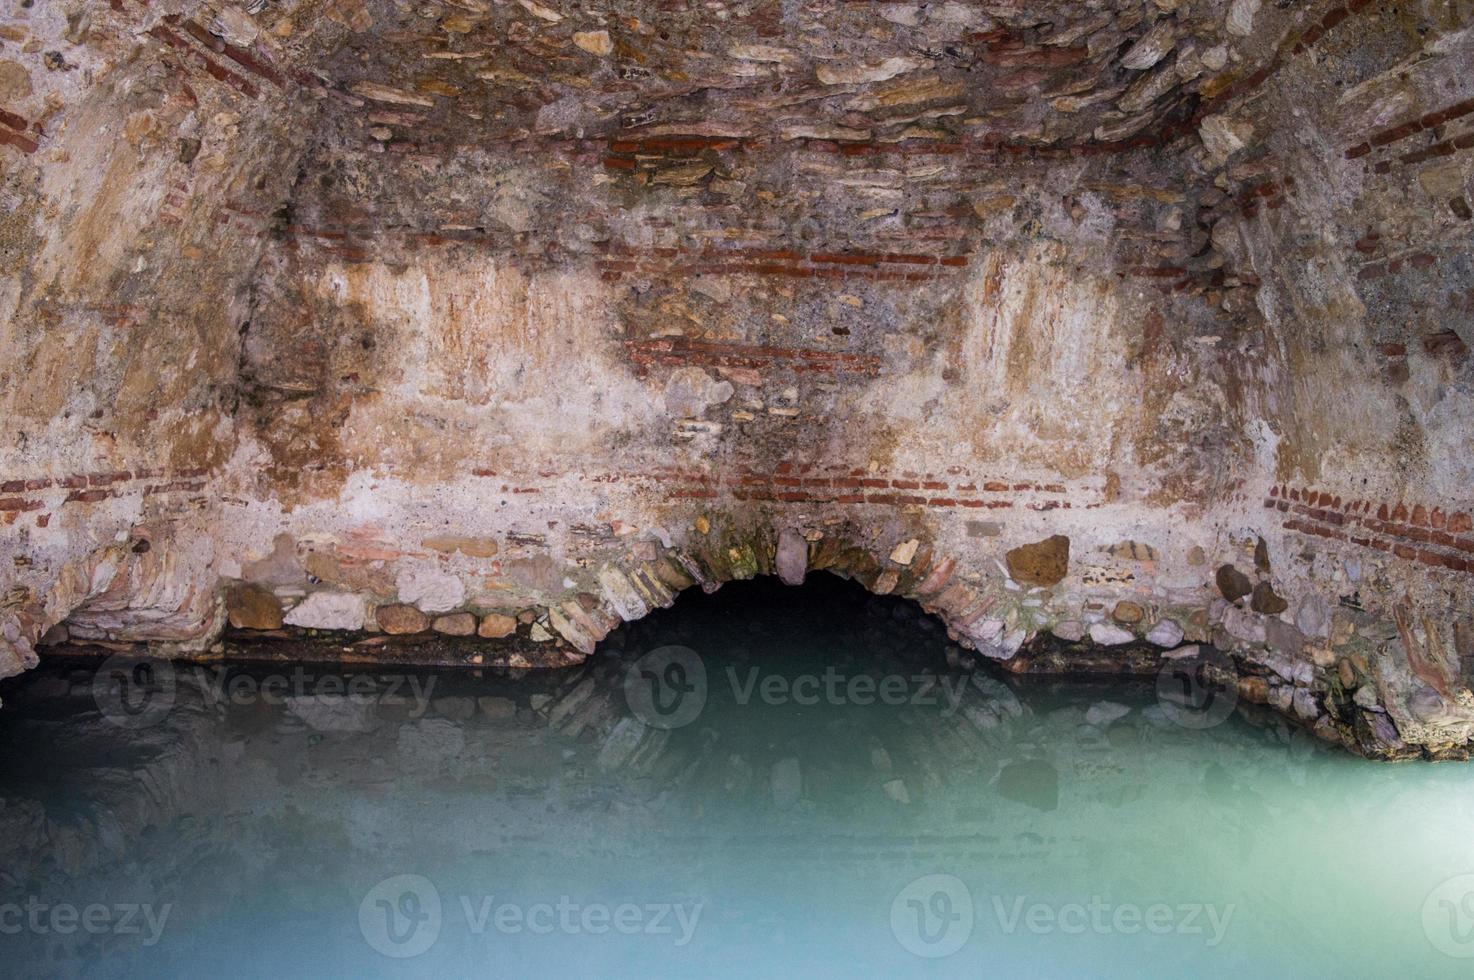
[{"x1": 294, "y1": 0, "x2": 1252, "y2": 149}]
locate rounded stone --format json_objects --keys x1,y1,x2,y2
[
  {"x1": 283, "y1": 592, "x2": 366, "y2": 631},
  {"x1": 0, "y1": 61, "x2": 31, "y2": 102},
  {"x1": 1085, "y1": 701, "x2": 1131, "y2": 726},
  {"x1": 1237, "y1": 676, "x2": 1269, "y2": 704},
  {"x1": 572, "y1": 29, "x2": 613, "y2": 56},
  {"x1": 1145, "y1": 619, "x2": 1185, "y2": 648},
  {"x1": 478, "y1": 696, "x2": 516, "y2": 719},
  {"x1": 1111, "y1": 601, "x2": 1144, "y2": 624},
  {"x1": 1215, "y1": 563, "x2": 1252, "y2": 602},
  {"x1": 1295, "y1": 595, "x2": 1331, "y2": 638},
  {"x1": 1292, "y1": 688, "x2": 1320, "y2": 721},
  {"x1": 1051, "y1": 620, "x2": 1084, "y2": 642},
  {"x1": 1250, "y1": 581, "x2": 1289, "y2": 615},
  {"x1": 1005, "y1": 535, "x2": 1070, "y2": 587},
  {"x1": 226, "y1": 583, "x2": 283, "y2": 630},
  {"x1": 1088, "y1": 622, "x2": 1135, "y2": 645},
  {"x1": 432, "y1": 696, "x2": 476, "y2": 721},
  {"x1": 433, "y1": 612, "x2": 477, "y2": 636},
  {"x1": 376, "y1": 603, "x2": 429, "y2": 634},
  {"x1": 394, "y1": 567, "x2": 466, "y2": 613},
  {"x1": 477, "y1": 613, "x2": 518, "y2": 638}
]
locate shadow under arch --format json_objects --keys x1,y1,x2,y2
[{"x1": 528, "y1": 571, "x2": 1241, "y2": 818}]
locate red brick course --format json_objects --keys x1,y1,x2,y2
[
  {"x1": 1345, "y1": 96, "x2": 1474, "y2": 161},
  {"x1": 1269, "y1": 484, "x2": 1474, "y2": 576},
  {"x1": 0, "y1": 468, "x2": 212, "y2": 519}
]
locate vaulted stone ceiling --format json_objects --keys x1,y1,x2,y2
[
  {"x1": 313, "y1": 0, "x2": 1227, "y2": 147},
  {"x1": 123, "y1": 0, "x2": 1314, "y2": 151}
]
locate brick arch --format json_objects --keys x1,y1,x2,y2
[{"x1": 546, "y1": 518, "x2": 1035, "y2": 666}]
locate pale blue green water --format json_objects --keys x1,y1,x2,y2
[{"x1": 2, "y1": 576, "x2": 1473, "y2": 977}]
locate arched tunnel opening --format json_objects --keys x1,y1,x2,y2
[{"x1": 4, "y1": 572, "x2": 1474, "y2": 975}]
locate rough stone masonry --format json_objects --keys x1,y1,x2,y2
[{"x1": 1, "y1": 0, "x2": 1472, "y2": 757}]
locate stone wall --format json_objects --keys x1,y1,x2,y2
[
  {"x1": 2, "y1": 0, "x2": 1472, "y2": 757},
  {"x1": 0, "y1": 1, "x2": 317, "y2": 671},
  {"x1": 1192, "y1": 3, "x2": 1474, "y2": 753}
]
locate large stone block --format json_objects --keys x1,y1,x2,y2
[{"x1": 1006, "y1": 536, "x2": 1070, "y2": 587}]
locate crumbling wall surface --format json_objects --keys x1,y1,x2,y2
[
  {"x1": 1191, "y1": 3, "x2": 1474, "y2": 754},
  {"x1": 219, "y1": 139, "x2": 1246, "y2": 652},
  {"x1": 0, "y1": 1, "x2": 322, "y2": 675},
  {"x1": 5, "y1": 0, "x2": 1473, "y2": 757},
  {"x1": 214, "y1": 6, "x2": 1269, "y2": 740}
]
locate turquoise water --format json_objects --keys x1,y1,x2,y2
[{"x1": 2, "y1": 575, "x2": 1473, "y2": 978}]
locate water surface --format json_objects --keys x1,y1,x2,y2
[{"x1": 2, "y1": 575, "x2": 1472, "y2": 977}]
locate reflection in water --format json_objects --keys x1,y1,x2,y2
[{"x1": 2, "y1": 574, "x2": 1474, "y2": 978}]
